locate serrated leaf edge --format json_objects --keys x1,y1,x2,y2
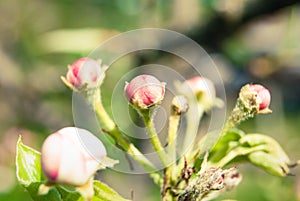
[{"x1": 16, "y1": 135, "x2": 41, "y2": 186}]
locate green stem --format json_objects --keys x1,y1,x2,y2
[
  {"x1": 219, "y1": 95, "x2": 258, "y2": 141},
  {"x1": 167, "y1": 114, "x2": 180, "y2": 164},
  {"x1": 141, "y1": 109, "x2": 169, "y2": 166},
  {"x1": 163, "y1": 115, "x2": 180, "y2": 197},
  {"x1": 172, "y1": 104, "x2": 204, "y2": 182},
  {"x1": 165, "y1": 97, "x2": 188, "y2": 184},
  {"x1": 182, "y1": 104, "x2": 204, "y2": 155},
  {"x1": 164, "y1": 96, "x2": 189, "y2": 201},
  {"x1": 91, "y1": 90, "x2": 162, "y2": 184}
]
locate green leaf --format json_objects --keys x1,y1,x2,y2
[
  {"x1": 240, "y1": 134, "x2": 290, "y2": 164},
  {"x1": 214, "y1": 128, "x2": 245, "y2": 150},
  {"x1": 27, "y1": 182, "x2": 63, "y2": 201},
  {"x1": 240, "y1": 134, "x2": 291, "y2": 177},
  {"x1": 16, "y1": 136, "x2": 43, "y2": 186},
  {"x1": 248, "y1": 151, "x2": 289, "y2": 177},
  {"x1": 209, "y1": 128, "x2": 245, "y2": 162},
  {"x1": 57, "y1": 186, "x2": 82, "y2": 201},
  {"x1": 93, "y1": 180, "x2": 131, "y2": 201}
]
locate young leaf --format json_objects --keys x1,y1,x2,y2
[
  {"x1": 209, "y1": 128, "x2": 245, "y2": 163},
  {"x1": 16, "y1": 136, "x2": 43, "y2": 186},
  {"x1": 27, "y1": 182, "x2": 63, "y2": 201},
  {"x1": 93, "y1": 180, "x2": 131, "y2": 201},
  {"x1": 56, "y1": 186, "x2": 82, "y2": 201},
  {"x1": 240, "y1": 134, "x2": 291, "y2": 165},
  {"x1": 240, "y1": 134, "x2": 292, "y2": 176},
  {"x1": 248, "y1": 151, "x2": 289, "y2": 177}
]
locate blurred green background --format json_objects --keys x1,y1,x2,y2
[{"x1": 0, "y1": 0, "x2": 300, "y2": 200}]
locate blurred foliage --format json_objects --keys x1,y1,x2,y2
[{"x1": 0, "y1": 0, "x2": 300, "y2": 200}]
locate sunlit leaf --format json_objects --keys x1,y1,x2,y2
[
  {"x1": 16, "y1": 136, "x2": 43, "y2": 186},
  {"x1": 240, "y1": 134, "x2": 291, "y2": 177},
  {"x1": 248, "y1": 151, "x2": 289, "y2": 177},
  {"x1": 56, "y1": 186, "x2": 82, "y2": 201},
  {"x1": 27, "y1": 182, "x2": 63, "y2": 201},
  {"x1": 93, "y1": 180, "x2": 131, "y2": 201},
  {"x1": 209, "y1": 128, "x2": 245, "y2": 162}
]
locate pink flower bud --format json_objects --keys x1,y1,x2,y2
[
  {"x1": 125, "y1": 74, "x2": 165, "y2": 109},
  {"x1": 66, "y1": 58, "x2": 102, "y2": 88},
  {"x1": 41, "y1": 127, "x2": 107, "y2": 186},
  {"x1": 181, "y1": 76, "x2": 216, "y2": 110},
  {"x1": 186, "y1": 76, "x2": 216, "y2": 96},
  {"x1": 249, "y1": 84, "x2": 271, "y2": 110}
]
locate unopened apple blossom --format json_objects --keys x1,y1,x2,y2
[
  {"x1": 41, "y1": 127, "x2": 111, "y2": 186},
  {"x1": 180, "y1": 76, "x2": 217, "y2": 110},
  {"x1": 183, "y1": 76, "x2": 216, "y2": 99},
  {"x1": 248, "y1": 84, "x2": 271, "y2": 110},
  {"x1": 125, "y1": 74, "x2": 165, "y2": 109},
  {"x1": 66, "y1": 58, "x2": 102, "y2": 89}
]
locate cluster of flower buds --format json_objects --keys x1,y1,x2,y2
[
  {"x1": 124, "y1": 75, "x2": 218, "y2": 111},
  {"x1": 41, "y1": 127, "x2": 117, "y2": 187},
  {"x1": 13, "y1": 51, "x2": 297, "y2": 201},
  {"x1": 61, "y1": 57, "x2": 288, "y2": 200},
  {"x1": 124, "y1": 74, "x2": 165, "y2": 110}
]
